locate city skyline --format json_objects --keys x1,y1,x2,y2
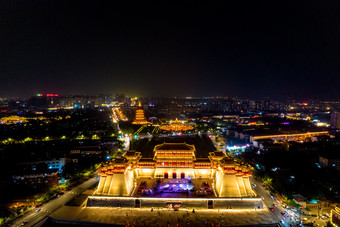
[
  {"x1": 1, "y1": 1, "x2": 340, "y2": 99},
  {"x1": 3, "y1": 93, "x2": 340, "y2": 104},
  {"x1": 1, "y1": 2, "x2": 340, "y2": 226}
]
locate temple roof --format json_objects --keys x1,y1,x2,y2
[
  {"x1": 209, "y1": 151, "x2": 226, "y2": 161},
  {"x1": 139, "y1": 158, "x2": 155, "y2": 163},
  {"x1": 194, "y1": 158, "x2": 211, "y2": 163},
  {"x1": 212, "y1": 151, "x2": 225, "y2": 156},
  {"x1": 112, "y1": 158, "x2": 128, "y2": 164},
  {"x1": 154, "y1": 142, "x2": 195, "y2": 151},
  {"x1": 220, "y1": 157, "x2": 235, "y2": 165},
  {"x1": 124, "y1": 150, "x2": 140, "y2": 157}
]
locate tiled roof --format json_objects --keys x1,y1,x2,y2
[{"x1": 154, "y1": 142, "x2": 195, "y2": 151}]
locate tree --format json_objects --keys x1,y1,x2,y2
[
  {"x1": 0, "y1": 217, "x2": 6, "y2": 225},
  {"x1": 263, "y1": 176, "x2": 273, "y2": 187}
]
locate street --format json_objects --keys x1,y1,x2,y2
[
  {"x1": 250, "y1": 177, "x2": 332, "y2": 227},
  {"x1": 11, "y1": 176, "x2": 99, "y2": 227},
  {"x1": 123, "y1": 133, "x2": 130, "y2": 151},
  {"x1": 208, "y1": 132, "x2": 226, "y2": 153},
  {"x1": 250, "y1": 177, "x2": 295, "y2": 227}
]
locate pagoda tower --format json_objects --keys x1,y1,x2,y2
[{"x1": 132, "y1": 102, "x2": 149, "y2": 125}]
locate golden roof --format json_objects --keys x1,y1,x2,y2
[
  {"x1": 154, "y1": 142, "x2": 195, "y2": 151},
  {"x1": 160, "y1": 118, "x2": 194, "y2": 131}
]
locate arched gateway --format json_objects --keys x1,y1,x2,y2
[
  {"x1": 172, "y1": 172, "x2": 177, "y2": 179},
  {"x1": 95, "y1": 142, "x2": 254, "y2": 198}
]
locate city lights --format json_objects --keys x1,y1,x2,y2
[{"x1": 1, "y1": 1, "x2": 339, "y2": 226}]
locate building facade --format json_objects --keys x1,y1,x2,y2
[
  {"x1": 132, "y1": 103, "x2": 149, "y2": 125},
  {"x1": 12, "y1": 170, "x2": 58, "y2": 191},
  {"x1": 331, "y1": 110, "x2": 340, "y2": 129},
  {"x1": 95, "y1": 142, "x2": 254, "y2": 198}
]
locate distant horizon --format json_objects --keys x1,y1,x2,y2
[
  {"x1": 1, "y1": 93, "x2": 340, "y2": 102},
  {"x1": 1, "y1": 1, "x2": 340, "y2": 101}
]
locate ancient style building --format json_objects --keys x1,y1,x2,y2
[
  {"x1": 96, "y1": 142, "x2": 254, "y2": 198},
  {"x1": 159, "y1": 119, "x2": 194, "y2": 132},
  {"x1": 132, "y1": 103, "x2": 149, "y2": 125}
]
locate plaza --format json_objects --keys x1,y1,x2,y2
[
  {"x1": 49, "y1": 206, "x2": 277, "y2": 226},
  {"x1": 42, "y1": 140, "x2": 270, "y2": 226}
]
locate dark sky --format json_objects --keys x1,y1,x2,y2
[{"x1": 1, "y1": 1, "x2": 340, "y2": 99}]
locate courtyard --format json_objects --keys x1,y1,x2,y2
[{"x1": 50, "y1": 206, "x2": 277, "y2": 226}]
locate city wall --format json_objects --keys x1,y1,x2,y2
[{"x1": 86, "y1": 196, "x2": 264, "y2": 210}]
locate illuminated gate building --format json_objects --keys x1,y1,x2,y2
[{"x1": 95, "y1": 142, "x2": 254, "y2": 197}]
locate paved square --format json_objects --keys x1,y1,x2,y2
[{"x1": 50, "y1": 206, "x2": 277, "y2": 226}]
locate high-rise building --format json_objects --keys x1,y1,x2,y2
[{"x1": 330, "y1": 110, "x2": 340, "y2": 129}]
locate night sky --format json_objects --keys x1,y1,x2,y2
[{"x1": 1, "y1": 1, "x2": 340, "y2": 99}]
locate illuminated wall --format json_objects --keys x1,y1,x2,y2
[
  {"x1": 136, "y1": 168, "x2": 156, "y2": 178},
  {"x1": 97, "y1": 167, "x2": 254, "y2": 197},
  {"x1": 194, "y1": 169, "x2": 213, "y2": 178},
  {"x1": 96, "y1": 173, "x2": 130, "y2": 196},
  {"x1": 97, "y1": 175, "x2": 106, "y2": 193},
  {"x1": 108, "y1": 174, "x2": 129, "y2": 196},
  {"x1": 96, "y1": 143, "x2": 255, "y2": 198},
  {"x1": 214, "y1": 169, "x2": 254, "y2": 197},
  {"x1": 215, "y1": 169, "x2": 224, "y2": 196},
  {"x1": 154, "y1": 168, "x2": 195, "y2": 179},
  {"x1": 125, "y1": 168, "x2": 135, "y2": 195}
]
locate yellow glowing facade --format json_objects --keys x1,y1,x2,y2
[
  {"x1": 251, "y1": 131, "x2": 329, "y2": 143},
  {"x1": 0, "y1": 115, "x2": 28, "y2": 125},
  {"x1": 132, "y1": 103, "x2": 149, "y2": 125},
  {"x1": 160, "y1": 119, "x2": 194, "y2": 132},
  {"x1": 96, "y1": 143, "x2": 254, "y2": 198}
]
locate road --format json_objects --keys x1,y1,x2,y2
[
  {"x1": 11, "y1": 176, "x2": 99, "y2": 227},
  {"x1": 250, "y1": 177, "x2": 297, "y2": 227},
  {"x1": 208, "y1": 133, "x2": 226, "y2": 153},
  {"x1": 250, "y1": 177, "x2": 332, "y2": 227},
  {"x1": 123, "y1": 134, "x2": 130, "y2": 151}
]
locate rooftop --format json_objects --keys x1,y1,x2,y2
[
  {"x1": 130, "y1": 135, "x2": 215, "y2": 158},
  {"x1": 154, "y1": 142, "x2": 195, "y2": 151},
  {"x1": 195, "y1": 158, "x2": 211, "y2": 163},
  {"x1": 112, "y1": 158, "x2": 128, "y2": 164},
  {"x1": 139, "y1": 158, "x2": 155, "y2": 163},
  {"x1": 124, "y1": 151, "x2": 139, "y2": 157},
  {"x1": 220, "y1": 158, "x2": 236, "y2": 165},
  {"x1": 212, "y1": 151, "x2": 225, "y2": 156}
]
